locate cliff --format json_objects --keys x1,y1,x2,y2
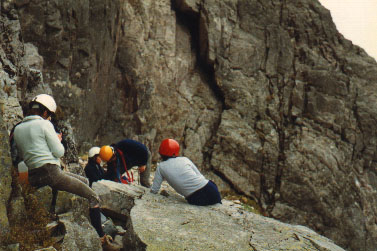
[{"x1": 1, "y1": 0, "x2": 377, "y2": 250}]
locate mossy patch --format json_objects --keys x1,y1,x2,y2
[
  {"x1": 1, "y1": 182, "x2": 62, "y2": 251},
  {"x1": 223, "y1": 191, "x2": 263, "y2": 215}
]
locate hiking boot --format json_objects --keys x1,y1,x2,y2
[
  {"x1": 100, "y1": 234, "x2": 112, "y2": 244},
  {"x1": 102, "y1": 235, "x2": 121, "y2": 251}
]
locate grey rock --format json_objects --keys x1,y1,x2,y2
[
  {"x1": 33, "y1": 247, "x2": 56, "y2": 251},
  {"x1": 59, "y1": 212, "x2": 101, "y2": 251},
  {"x1": 128, "y1": 186, "x2": 345, "y2": 251},
  {"x1": 90, "y1": 180, "x2": 344, "y2": 251},
  {"x1": 0, "y1": 243, "x2": 20, "y2": 251},
  {"x1": 23, "y1": 43, "x2": 44, "y2": 71},
  {"x1": 92, "y1": 180, "x2": 146, "y2": 219},
  {"x1": 0, "y1": 117, "x2": 12, "y2": 236}
]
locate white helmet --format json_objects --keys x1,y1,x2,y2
[
  {"x1": 31, "y1": 94, "x2": 57, "y2": 113},
  {"x1": 88, "y1": 147, "x2": 101, "y2": 158}
]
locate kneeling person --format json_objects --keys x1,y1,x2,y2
[
  {"x1": 151, "y1": 139, "x2": 221, "y2": 206},
  {"x1": 99, "y1": 139, "x2": 151, "y2": 187}
]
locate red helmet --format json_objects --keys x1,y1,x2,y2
[{"x1": 159, "y1": 139, "x2": 180, "y2": 157}]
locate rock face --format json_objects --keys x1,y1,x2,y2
[{"x1": 1, "y1": 0, "x2": 377, "y2": 250}]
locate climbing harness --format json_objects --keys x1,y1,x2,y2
[{"x1": 115, "y1": 149, "x2": 134, "y2": 184}]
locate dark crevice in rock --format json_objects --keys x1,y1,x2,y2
[
  {"x1": 212, "y1": 167, "x2": 260, "y2": 204},
  {"x1": 262, "y1": 29, "x2": 270, "y2": 72},
  {"x1": 279, "y1": 0, "x2": 286, "y2": 25},
  {"x1": 172, "y1": 0, "x2": 226, "y2": 111},
  {"x1": 259, "y1": 159, "x2": 274, "y2": 213},
  {"x1": 172, "y1": 1, "x2": 233, "y2": 191},
  {"x1": 122, "y1": 219, "x2": 147, "y2": 251}
]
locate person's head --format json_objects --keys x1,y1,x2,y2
[
  {"x1": 88, "y1": 146, "x2": 101, "y2": 164},
  {"x1": 99, "y1": 145, "x2": 115, "y2": 162},
  {"x1": 29, "y1": 94, "x2": 57, "y2": 120},
  {"x1": 159, "y1": 138, "x2": 180, "y2": 161}
]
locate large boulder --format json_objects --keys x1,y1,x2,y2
[
  {"x1": 94, "y1": 180, "x2": 345, "y2": 251},
  {"x1": 59, "y1": 212, "x2": 102, "y2": 251}
]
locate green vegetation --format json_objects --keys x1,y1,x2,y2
[{"x1": 1, "y1": 174, "x2": 60, "y2": 251}]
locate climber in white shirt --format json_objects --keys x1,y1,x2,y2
[{"x1": 151, "y1": 139, "x2": 221, "y2": 206}]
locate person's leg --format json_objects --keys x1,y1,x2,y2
[
  {"x1": 205, "y1": 180, "x2": 222, "y2": 205},
  {"x1": 64, "y1": 171, "x2": 89, "y2": 185},
  {"x1": 28, "y1": 166, "x2": 50, "y2": 189},
  {"x1": 89, "y1": 207, "x2": 105, "y2": 237},
  {"x1": 45, "y1": 164, "x2": 100, "y2": 207},
  {"x1": 50, "y1": 189, "x2": 58, "y2": 214},
  {"x1": 186, "y1": 181, "x2": 222, "y2": 206},
  {"x1": 42, "y1": 164, "x2": 105, "y2": 237},
  {"x1": 139, "y1": 149, "x2": 151, "y2": 187},
  {"x1": 29, "y1": 164, "x2": 112, "y2": 243}
]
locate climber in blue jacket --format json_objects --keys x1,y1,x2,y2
[{"x1": 99, "y1": 139, "x2": 151, "y2": 187}]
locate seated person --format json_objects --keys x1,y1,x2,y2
[
  {"x1": 85, "y1": 147, "x2": 107, "y2": 187},
  {"x1": 151, "y1": 139, "x2": 222, "y2": 206}
]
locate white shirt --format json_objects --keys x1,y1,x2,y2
[
  {"x1": 14, "y1": 115, "x2": 64, "y2": 169},
  {"x1": 151, "y1": 157, "x2": 208, "y2": 197}
]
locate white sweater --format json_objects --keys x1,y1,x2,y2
[
  {"x1": 14, "y1": 115, "x2": 64, "y2": 169},
  {"x1": 151, "y1": 157, "x2": 208, "y2": 197}
]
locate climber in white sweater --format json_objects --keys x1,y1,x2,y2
[{"x1": 151, "y1": 139, "x2": 221, "y2": 206}]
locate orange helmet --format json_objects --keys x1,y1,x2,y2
[
  {"x1": 159, "y1": 139, "x2": 180, "y2": 157},
  {"x1": 99, "y1": 145, "x2": 114, "y2": 162}
]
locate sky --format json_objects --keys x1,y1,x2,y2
[{"x1": 318, "y1": 0, "x2": 377, "y2": 60}]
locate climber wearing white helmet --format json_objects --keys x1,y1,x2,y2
[
  {"x1": 13, "y1": 94, "x2": 118, "y2": 249},
  {"x1": 85, "y1": 146, "x2": 107, "y2": 187}
]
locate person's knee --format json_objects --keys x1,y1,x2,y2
[{"x1": 89, "y1": 195, "x2": 101, "y2": 208}]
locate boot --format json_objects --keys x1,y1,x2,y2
[{"x1": 102, "y1": 235, "x2": 121, "y2": 251}]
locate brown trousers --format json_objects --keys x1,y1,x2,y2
[{"x1": 28, "y1": 163, "x2": 100, "y2": 207}]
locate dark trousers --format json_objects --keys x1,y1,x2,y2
[{"x1": 186, "y1": 180, "x2": 222, "y2": 206}]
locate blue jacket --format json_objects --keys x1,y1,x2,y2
[{"x1": 106, "y1": 139, "x2": 148, "y2": 182}]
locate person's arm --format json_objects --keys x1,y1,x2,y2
[
  {"x1": 150, "y1": 166, "x2": 164, "y2": 194},
  {"x1": 44, "y1": 121, "x2": 65, "y2": 158}
]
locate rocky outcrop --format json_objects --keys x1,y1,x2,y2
[
  {"x1": 131, "y1": 194, "x2": 344, "y2": 251},
  {"x1": 98, "y1": 180, "x2": 346, "y2": 251},
  {"x1": 0, "y1": 116, "x2": 12, "y2": 236},
  {"x1": 1, "y1": 0, "x2": 377, "y2": 250}
]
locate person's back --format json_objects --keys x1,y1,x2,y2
[
  {"x1": 115, "y1": 139, "x2": 149, "y2": 168},
  {"x1": 151, "y1": 139, "x2": 222, "y2": 206},
  {"x1": 152, "y1": 157, "x2": 208, "y2": 198},
  {"x1": 14, "y1": 115, "x2": 64, "y2": 169},
  {"x1": 100, "y1": 139, "x2": 151, "y2": 187}
]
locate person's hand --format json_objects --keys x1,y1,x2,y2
[
  {"x1": 138, "y1": 165, "x2": 146, "y2": 173},
  {"x1": 57, "y1": 132, "x2": 62, "y2": 142}
]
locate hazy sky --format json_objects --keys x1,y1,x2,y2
[{"x1": 318, "y1": 0, "x2": 377, "y2": 60}]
